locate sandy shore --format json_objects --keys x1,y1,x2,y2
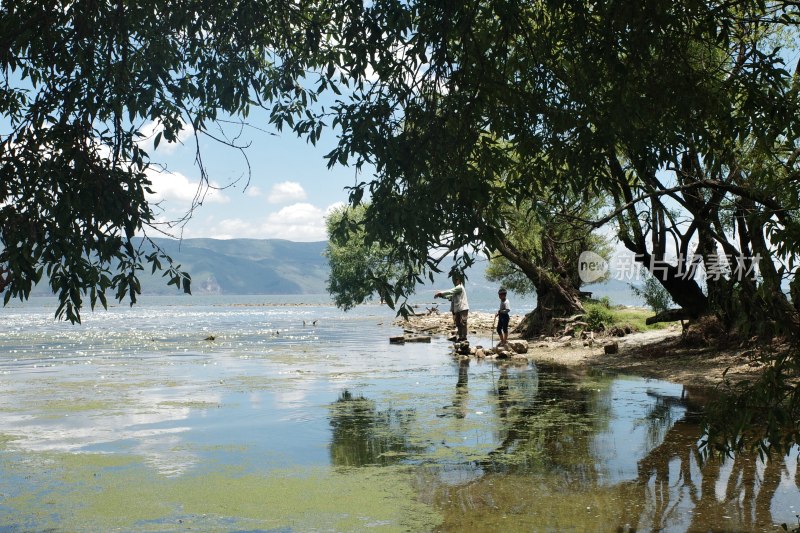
[{"x1": 396, "y1": 311, "x2": 767, "y2": 387}]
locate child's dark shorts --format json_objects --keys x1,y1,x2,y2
[{"x1": 497, "y1": 314, "x2": 510, "y2": 334}]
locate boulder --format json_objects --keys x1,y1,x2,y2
[
  {"x1": 604, "y1": 341, "x2": 619, "y2": 355},
  {"x1": 454, "y1": 341, "x2": 471, "y2": 356},
  {"x1": 508, "y1": 340, "x2": 529, "y2": 354}
]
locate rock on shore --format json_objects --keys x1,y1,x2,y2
[
  {"x1": 394, "y1": 307, "x2": 768, "y2": 388},
  {"x1": 394, "y1": 310, "x2": 521, "y2": 337}
]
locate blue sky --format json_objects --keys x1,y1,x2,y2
[{"x1": 141, "y1": 107, "x2": 357, "y2": 242}]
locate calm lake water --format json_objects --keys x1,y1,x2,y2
[{"x1": 0, "y1": 295, "x2": 798, "y2": 532}]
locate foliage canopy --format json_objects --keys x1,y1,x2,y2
[{"x1": 0, "y1": 0, "x2": 329, "y2": 321}]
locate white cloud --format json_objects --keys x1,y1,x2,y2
[
  {"x1": 145, "y1": 168, "x2": 230, "y2": 206},
  {"x1": 262, "y1": 202, "x2": 327, "y2": 240},
  {"x1": 267, "y1": 181, "x2": 307, "y2": 204},
  {"x1": 136, "y1": 119, "x2": 193, "y2": 155},
  {"x1": 244, "y1": 185, "x2": 262, "y2": 198},
  {"x1": 189, "y1": 202, "x2": 342, "y2": 241},
  {"x1": 203, "y1": 218, "x2": 258, "y2": 240},
  {"x1": 267, "y1": 202, "x2": 323, "y2": 224}
]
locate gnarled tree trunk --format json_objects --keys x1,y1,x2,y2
[{"x1": 494, "y1": 236, "x2": 584, "y2": 338}]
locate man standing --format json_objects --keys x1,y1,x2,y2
[{"x1": 435, "y1": 273, "x2": 470, "y2": 342}]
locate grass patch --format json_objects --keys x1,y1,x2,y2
[
  {"x1": 582, "y1": 298, "x2": 679, "y2": 332},
  {"x1": 611, "y1": 306, "x2": 669, "y2": 331}
]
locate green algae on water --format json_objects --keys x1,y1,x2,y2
[{"x1": 0, "y1": 451, "x2": 442, "y2": 532}]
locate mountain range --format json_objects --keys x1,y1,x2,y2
[
  {"x1": 27, "y1": 238, "x2": 329, "y2": 296},
  {"x1": 27, "y1": 237, "x2": 641, "y2": 306},
  {"x1": 141, "y1": 238, "x2": 330, "y2": 295},
  {"x1": 139, "y1": 238, "x2": 640, "y2": 306}
]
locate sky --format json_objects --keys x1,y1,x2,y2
[{"x1": 140, "y1": 108, "x2": 357, "y2": 243}]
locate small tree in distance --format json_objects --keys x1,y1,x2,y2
[
  {"x1": 630, "y1": 268, "x2": 674, "y2": 316},
  {"x1": 324, "y1": 203, "x2": 416, "y2": 311}
]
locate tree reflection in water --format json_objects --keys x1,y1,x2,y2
[
  {"x1": 437, "y1": 363, "x2": 799, "y2": 531},
  {"x1": 328, "y1": 389, "x2": 424, "y2": 467},
  {"x1": 326, "y1": 364, "x2": 798, "y2": 531}
]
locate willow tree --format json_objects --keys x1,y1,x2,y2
[
  {"x1": 309, "y1": 1, "x2": 800, "y2": 335},
  {"x1": 486, "y1": 191, "x2": 611, "y2": 336},
  {"x1": 579, "y1": 6, "x2": 800, "y2": 336},
  {"x1": 9, "y1": 0, "x2": 799, "y2": 334},
  {"x1": 324, "y1": 203, "x2": 417, "y2": 310}
]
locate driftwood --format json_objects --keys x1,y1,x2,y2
[
  {"x1": 552, "y1": 314, "x2": 590, "y2": 337},
  {"x1": 645, "y1": 308, "x2": 693, "y2": 325}
]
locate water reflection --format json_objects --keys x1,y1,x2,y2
[
  {"x1": 330, "y1": 362, "x2": 799, "y2": 531},
  {"x1": 621, "y1": 403, "x2": 799, "y2": 532},
  {"x1": 436, "y1": 359, "x2": 471, "y2": 419},
  {"x1": 483, "y1": 363, "x2": 598, "y2": 474},
  {"x1": 328, "y1": 389, "x2": 424, "y2": 467},
  {"x1": 444, "y1": 366, "x2": 799, "y2": 532}
]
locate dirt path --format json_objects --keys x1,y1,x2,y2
[{"x1": 396, "y1": 311, "x2": 766, "y2": 387}]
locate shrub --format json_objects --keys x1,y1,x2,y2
[
  {"x1": 584, "y1": 302, "x2": 616, "y2": 331},
  {"x1": 630, "y1": 271, "x2": 673, "y2": 314}
]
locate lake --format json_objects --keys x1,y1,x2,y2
[{"x1": 0, "y1": 295, "x2": 798, "y2": 532}]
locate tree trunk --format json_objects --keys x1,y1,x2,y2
[
  {"x1": 612, "y1": 154, "x2": 709, "y2": 319},
  {"x1": 742, "y1": 210, "x2": 800, "y2": 334},
  {"x1": 494, "y1": 236, "x2": 584, "y2": 338},
  {"x1": 643, "y1": 254, "x2": 709, "y2": 318},
  {"x1": 645, "y1": 308, "x2": 693, "y2": 325},
  {"x1": 514, "y1": 279, "x2": 584, "y2": 338}
]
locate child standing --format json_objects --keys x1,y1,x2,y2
[{"x1": 495, "y1": 288, "x2": 510, "y2": 346}]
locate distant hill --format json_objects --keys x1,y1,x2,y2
[
  {"x1": 26, "y1": 237, "x2": 643, "y2": 306},
  {"x1": 141, "y1": 238, "x2": 329, "y2": 295},
  {"x1": 28, "y1": 237, "x2": 329, "y2": 296}
]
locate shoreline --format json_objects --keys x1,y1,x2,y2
[{"x1": 396, "y1": 311, "x2": 766, "y2": 387}]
